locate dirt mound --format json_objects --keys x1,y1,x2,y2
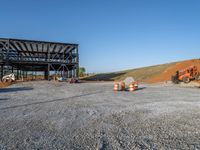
[
  {"x1": 83, "y1": 63, "x2": 175, "y2": 82},
  {"x1": 83, "y1": 59, "x2": 200, "y2": 84},
  {"x1": 0, "y1": 82, "x2": 12, "y2": 88},
  {"x1": 147, "y1": 59, "x2": 200, "y2": 83}
]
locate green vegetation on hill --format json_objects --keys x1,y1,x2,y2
[{"x1": 83, "y1": 62, "x2": 175, "y2": 82}]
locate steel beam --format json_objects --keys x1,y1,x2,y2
[
  {"x1": 0, "y1": 65, "x2": 3, "y2": 80},
  {"x1": 17, "y1": 67, "x2": 19, "y2": 80},
  {"x1": 0, "y1": 38, "x2": 79, "y2": 80},
  {"x1": 76, "y1": 46, "x2": 79, "y2": 78},
  {"x1": 47, "y1": 64, "x2": 50, "y2": 80}
]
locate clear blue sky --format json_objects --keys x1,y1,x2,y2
[{"x1": 1, "y1": 0, "x2": 200, "y2": 73}]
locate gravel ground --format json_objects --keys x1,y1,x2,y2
[{"x1": 0, "y1": 81, "x2": 200, "y2": 150}]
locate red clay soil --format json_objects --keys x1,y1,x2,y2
[
  {"x1": 147, "y1": 59, "x2": 200, "y2": 83},
  {"x1": 0, "y1": 82, "x2": 12, "y2": 88}
]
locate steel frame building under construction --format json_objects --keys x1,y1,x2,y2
[{"x1": 0, "y1": 38, "x2": 79, "y2": 80}]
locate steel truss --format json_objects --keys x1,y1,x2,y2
[{"x1": 0, "y1": 38, "x2": 79, "y2": 80}]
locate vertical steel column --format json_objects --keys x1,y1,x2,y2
[
  {"x1": 47, "y1": 64, "x2": 50, "y2": 80},
  {"x1": 5, "y1": 40, "x2": 10, "y2": 66},
  {"x1": 0, "y1": 44, "x2": 2, "y2": 79},
  {"x1": 71, "y1": 69, "x2": 73, "y2": 78},
  {"x1": 63, "y1": 66, "x2": 65, "y2": 78},
  {"x1": 72, "y1": 69, "x2": 74, "y2": 78},
  {"x1": 47, "y1": 44, "x2": 50, "y2": 80},
  {"x1": 63, "y1": 50, "x2": 65, "y2": 78},
  {"x1": 32, "y1": 66, "x2": 33, "y2": 80},
  {"x1": 60, "y1": 65, "x2": 63, "y2": 77},
  {"x1": 17, "y1": 66, "x2": 19, "y2": 80},
  {"x1": 19, "y1": 69, "x2": 21, "y2": 80},
  {"x1": 0, "y1": 65, "x2": 3, "y2": 80},
  {"x1": 76, "y1": 46, "x2": 79, "y2": 78},
  {"x1": 70, "y1": 70, "x2": 72, "y2": 78},
  {"x1": 35, "y1": 71, "x2": 37, "y2": 80},
  {"x1": 44, "y1": 70, "x2": 47, "y2": 80},
  {"x1": 22, "y1": 70, "x2": 24, "y2": 78},
  {"x1": 66, "y1": 66, "x2": 69, "y2": 78}
]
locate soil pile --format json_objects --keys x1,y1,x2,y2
[{"x1": 0, "y1": 82, "x2": 12, "y2": 88}]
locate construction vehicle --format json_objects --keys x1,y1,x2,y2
[
  {"x1": 2, "y1": 73, "x2": 15, "y2": 83},
  {"x1": 171, "y1": 66, "x2": 200, "y2": 84}
]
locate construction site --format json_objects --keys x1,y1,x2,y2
[
  {"x1": 1, "y1": 37, "x2": 200, "y2": 149},
  {"x1": 1, "y1": 1, "x2": 200, "y2": 149},
  {"x1": 0, "y1": 38, "x2": 79, "y2": 82}
]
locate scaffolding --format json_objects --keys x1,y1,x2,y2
[{"x1": 0, "y1": 38, "x2": 79, "y2": 80}]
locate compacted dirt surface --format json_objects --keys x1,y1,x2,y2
[{"x1": 0, "y1": 81, "x2": 200, "y2": 150}]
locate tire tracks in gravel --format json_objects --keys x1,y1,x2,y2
[{"x1": 0, "y1": 90, "x2": 104, "y2": 110}]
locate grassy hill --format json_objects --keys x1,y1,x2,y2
[{"x1": 83, "y1": 59, "x2": 200, "y2": 83}]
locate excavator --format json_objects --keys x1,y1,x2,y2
[{"x1": 171, "y1": 66, "x2": 200, "y2": 84}]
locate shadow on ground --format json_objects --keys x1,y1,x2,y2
[
  {"x1": 122, "y1": 87, "x2": 146, "y2": 92},
  {"x1": 83, "y1": 72, "x2": 126, "y2": 81},
  {"x1": 0, "y1": 98, "x2": 9, "y2": 101},
  {"x1": 137, "y1": 87, "x2": 146, "y2": 91},
  {"x1": 0, "y1": 87, "x2": 33, "y2": 93},
  {"x1": 0, "y1": 90, "x2": 104, "y2": 110}
]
